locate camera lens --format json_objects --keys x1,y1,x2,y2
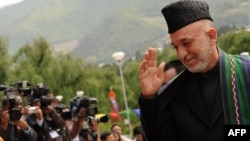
[{"x1": 9, "y1": 108, "x2": 22, "y2": 121}]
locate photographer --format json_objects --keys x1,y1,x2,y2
[
  {"x1": 26, "y1": 84, "x2": 71, "y2": 141},
  {"x1": 87, "y1": 115, "x2": 109, "y2": 141},
  {"x1": 0, "y1": 90, "x2": 37, "y2": 141},
  {"x1": 66, "y1": 106, "x2": 87, "y2": 140},
  {"x1": 66, "y1": 95, "x2": 100, "y2": 141},
  {"x1": 87, "y1": 116, "x2": 100, "y2": 141}
]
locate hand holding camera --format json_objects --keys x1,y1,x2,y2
[
  {"x1": 28, "y1": 107, "x2": 36, "y2": 114},
  {"x1": 0, "y1": 111, "x2": 10, "y2": 129}
]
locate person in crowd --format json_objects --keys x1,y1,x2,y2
[
  {"x1": 0, "y1": 90, "x2": 37, "y2": 141},
  {"x1": 26, "y1": 85, "x2": 71, "y2": 141},
  {"x1": 163, "y1": 59, "x2": 185, "y2": 84},
  {"x1": 138, "y1": 0, "x2": 250, "y2": 141},
  {"x1": 66, "y1": 94, "x2": 100, "y2": 141},
  {"x1": 66, "y1": 106, "x2": 87, "y2": 141},
  {"x1": 110, "y1": 124, "x2": 131, "y2": 141},
  {"x1": 79, "y1": 128, "x2": 94, "y2": 141},
  {"x1": 88, "y1": 116, "x2": 100, "y2": 141},
  {"x1": 112, "y1": 131, "x2": 121, "y2": 141},
  {"x1": 100, "y1": 131, "x2": 115, "y2": 141},
  {"x1": 132, "y1": 126, "x2": 147, "y2": 141}
]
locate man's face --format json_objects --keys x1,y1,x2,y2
[
  {"x1": 7, "y1": 94, "x2": 23, "y2": 111},
  {"x1": 170, "y1": 20, "x2": 215, "y2": 73},
  {"x1": 106, "y1": 134, "x2": 115, "y2": 141},
  {"x1": 112, "y1": 125, "x2": 122, "y2": 135},
  {"x1": 135, "y1": 134, "x2": 143, "y2": 141},
  {"x1": 32, "y1": 98, "x2": 41, "y2": 107},
  {"x1": 15, "y1": 95, "x2": 23, "y2": 110}
]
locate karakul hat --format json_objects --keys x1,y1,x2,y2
[{"x1": 161, "y1": 0, "x2": 213, "y2": 33}]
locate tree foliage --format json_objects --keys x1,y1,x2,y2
[
  {"x1": 218, "y1": 30, "x2": 250, "y2": 54},
  {"x1": 0, "y1": 37, "x2": 10, "y2": 84}
]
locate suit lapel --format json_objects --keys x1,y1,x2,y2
[{"x1": 158, "y1": 70, "x2": 210, "y2": 125}]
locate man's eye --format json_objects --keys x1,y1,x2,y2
[{"x1": 183, "y1": 41, "x2": 191, "y2": 47}]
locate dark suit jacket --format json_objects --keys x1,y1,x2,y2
[
  {"x1": 139, "y1": 70, "x2": 224, "y2": 141},
  {"x1": 0, "y1": 123, "x2": 37, "y2": 141}
]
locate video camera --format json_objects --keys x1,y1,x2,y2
[
  {"x1": 0, "y1": 81, "x2": 32, "y2": 121},
  {"x1": 53, "y1": 95, "x2": 99, "y2": 120},
  {"x1": 0, "y1": 80, "x2": 32, "y2": 97},
  {"x1": 29, "y1": 83, "x2": 53, "y2": 108},
  {"x1": 70, "y1": 96, "x2": 98, "y2": 118},
  {"x1": 54, "y1": 104, "x2": 72, "y2": 120},
  {"x1": 88, "y1": 114, "x2": 109, "y2": 125},
  {"x1": 15, "y1": 81, "x2": 32, "y2": 96}
]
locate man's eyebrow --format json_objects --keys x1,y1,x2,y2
[{"x1": 181, "y1": 37, "x2": 194, "y2": 42}]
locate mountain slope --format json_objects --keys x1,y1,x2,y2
[{"x1": 0, "y1": 0, "x2": 249, "y2": 64}]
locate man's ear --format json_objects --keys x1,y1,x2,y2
[{"x1": 207, "y1": 28, "x2": 217, "y2": 46}]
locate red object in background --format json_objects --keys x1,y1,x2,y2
[
  {"x1": 108, "y1": 87, "x2": 120, "y2": 112},
  {"x1": 109, "y1": 111, "x2": 122, "y2": 122}
]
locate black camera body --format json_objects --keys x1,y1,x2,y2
[
  {"x1": 7, "y1": 94, "x2": 22, "y2": 121},
  {"x1": 54, "y1": 104, "x2": 72, "y2": 120},
  {"x1": 31, "y1": 83, "x2": 50, "y2": 99},
  {"x1": 1, "y1": 81, "x2": 32, "y2": 97},
  {"x1": 29, "y1": 83, "x2": 53, "y2": 107},
  {"x1": 8, "y1": 108, "x2": 22, "y2": 121},
  {"x1": 88, "y1": 114, "x2": 109, "y2": 125},
  {"x1": 15, "y1": 81, "x2": 32, "y2": 96},
  {"x1": 70, "y1": 96, "x2": 98, "y2": 118}
]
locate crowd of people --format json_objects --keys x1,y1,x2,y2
[
  {"x1": 0, "y1": 82, "x2": 146, "y2": 141},
  {"x1": 0, "y1": 82, "x2": 90, "y2": 141}
]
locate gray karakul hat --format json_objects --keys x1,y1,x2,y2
[{"x1": 161, "y1": 0, "x2": 213, "y2": 33}]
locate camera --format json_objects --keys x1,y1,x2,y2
[
  {"x1": 7, "y1": 94, "x2": 22, "y2": 121},
  {"x1": 29, "y1": 83, "x2": 53, "y2": 107},
  {"x1": 70, "y1": 96, "x2": 98, "y2": 118},
  {"x1": 54, "y1": 104, "x2": 72, "y2": 120},
  {"x1": 88, "y1": 114, "x2": 109, "y2": 125},
  {"x1": 96, "y1": 114, "x2": 109, "y2": 123},
  {"x1": 28, "y1": 106, "x2": 36, "y2": 114},
  {"x1": 0, "y1": 85, "x2": 8, "y2": 91},
  {"x1": 0, "y1": 81, "x2": 32, "y2": 97},
  {"x1": 16, "y1": 81, "x2": 32, "y2": 96},
  {"x1": 31, "y1": 83, "x2": 50, "y2": 99},
  {"x1": 8, "y1": 108, "x2": 22, "y2": 121},
  {"x1": 10, "y1": 81, "x2": 32, "y2": 96}
]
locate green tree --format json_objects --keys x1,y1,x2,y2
[
  {"x1": 218, "y1": 30, "x2": 250, "y2": 54},
  {"x1": 0, "y1": 37, "x2": 11, "y2": 84},
  {"x1": 11, "y1": 37, "x2": 53, "y2": 83},
  {"x1": 157, "y1": 45, "x2": 178, "y2": 64}
]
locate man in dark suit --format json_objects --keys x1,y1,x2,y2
[{"x1": 138, "y1": 1, "x2": 250, "y2": 141}]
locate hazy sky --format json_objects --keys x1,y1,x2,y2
[{"x1": 0, "y1": 0, "x2": 23, "y2": 8}]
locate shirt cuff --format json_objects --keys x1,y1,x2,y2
[
  {"x1": 36, "y1": 119, "x2": 44, "y2": 127},
  {"x1": 24, "y1": 126, "x2": 31, "y2": 135}
]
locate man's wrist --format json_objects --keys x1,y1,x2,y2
[
  {"x1": 23, "y1": 126, "x2": 31, "y2": 135},
  {"x1": 141, "y1": 94, "x2": 157, "y2": 99}
]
